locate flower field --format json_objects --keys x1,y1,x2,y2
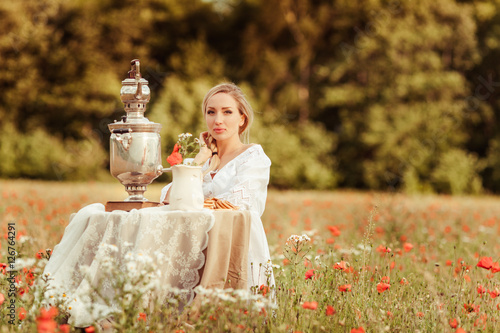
[{"x1": 1, "y1": 179, "x2": 500, "y2": 332}]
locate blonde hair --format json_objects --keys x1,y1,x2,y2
[{"x1": 202, "y1": 82, "x2": 254, "y2": 175}]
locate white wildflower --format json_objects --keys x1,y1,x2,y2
[
  {"x1": 287, "y1": 234, "x2": 310, "y2": 243},
  {"x1": 19, "y1": 235, "x2": 31, "y2": 244},
  {"x1": 126, "y1": 261, "x2": 137, "y2": 272},
  {"x1": 11, "y1": 258, "x2": 36, "y2": 271}
]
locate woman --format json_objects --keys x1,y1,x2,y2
[{"x1": 160, "y1": 82, "x2": 274, "y2": 289}]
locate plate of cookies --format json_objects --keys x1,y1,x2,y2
[{"x1": 203, "y1": 198, "x2": 239, "y2": 210}]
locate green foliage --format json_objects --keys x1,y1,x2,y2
[
  {"x1": 0, "y1": 122, "x2": 107, "y2": 180},
  {"x1": 431, "y1": 149, "x2": 483, "y2": 195},
  {"x1": 321, "y1": 0, "x2": 481, "y2": 193},
  {"x1": 1, "y1": 0, "x2": 500, "y2": 192},
  {"x1": 253, "y1": 120, "x2": 338, "y2": 189}
]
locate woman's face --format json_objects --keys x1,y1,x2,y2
[{"x1": 205, "y1": 93, "x2": 245, "y2": 143}]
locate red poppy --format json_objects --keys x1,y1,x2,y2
[
  {"x1": 327, "y1": 226, "x2": 341, "y2": 236},
  {"x1": 488, "y1": 289, "x2": 499, "y2": 298},
  {"x1": 85, "y1": 327, "x2": 96, "y2": 333},
  {"x1": 350, "y1": 327, "x2": 365, "y2": 333},
  {"x1": 59, "y1": 324, "x2": 70, "y2": 333},
  {"x1": 325, "y1": 305, "x2": 336, "y2": 316},
  {"x1": 338, "y1": 284, "x2": 352, "y2": 292},
  {"x1": 400, "y1": 278, "x2": 409, "y2": 285},
  {"x1": 19, "y1": 307, "x2": 27, "y2": 320},
  {"x1": 403, "y1": 243, "x2": 413, "y2": 252},
  {"x1": 491, "y1": 262, "x2": 500, "y2": 273},
  {"x1": 305, "y1": 269, "x2": 315, "y2": 280},
  {"x1": 449, "y1": 318, "x2": 458, "y2": 328},
  {"x1": 333, "y1": 261, "x2": 348, "y2": 271},
  {"x1": 381, "y1": 276, "x2": 390, "y2": 283},
  {"x1": 302, "y1": 301, "x2": 318, "y2": 310},
  {"x1": 377, "y1": 282, "x2": 390, "y2": 293},
  {"x1": 0, "y1": 293, "x2": 4, "y2": 305},
  {"x1": 477, "y1": 257, "x2": 493, "y2": 270},
  {"x1": 39, "y1": 307, "x2": 58, "y2": 319},
  {"x1": 376, "y1": 245, "x2": 391, "y2": 253},
  {"x1": 259, "y1": 284, "x2": 270, "y2": 296},
  {"x1": 477, "y1": 285, "x2": 486, "y2": 294},
  {"x1": 166, "y1": 151, "x2": 183, "y2": 166},
  {"x1": 416, "y1": 312, "x2": 424, "y2": 318},
  {"x1": 463, "y1": 303, "x2": 479, "y2": 313},
  {"x1": 455, "y1": 328, "x2": 467, "y2": 333},
  {"x1": 36, "y1": 307, "x2": 58, "y2": 333},
  {"x1": 137, "y1": 312, "x2": 147, "y2": 322},
  {"x1": 37, "y1": 320, "x2": 57, "y2": 333}
]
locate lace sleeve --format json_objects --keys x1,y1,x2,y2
[{"x1": 217, "y1": 148, "x2": 271, "y2": 216}]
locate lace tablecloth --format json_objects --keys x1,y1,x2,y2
[{"x1": 42, "y1": 204, "x2": 250, "y2": 327}]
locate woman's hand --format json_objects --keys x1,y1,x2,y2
[{"x1": 193, "y1": 131, "x2": 212, "y2": 165}]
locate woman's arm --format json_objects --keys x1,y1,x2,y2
[{"x1": 215, "y1": 147, "x2": 271, "y2": 216}]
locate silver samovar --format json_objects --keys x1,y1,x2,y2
[{"x1": 108, "y1": 59, "x2": 163, "y2": 203}]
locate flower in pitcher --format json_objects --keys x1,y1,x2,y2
[
  {"x1": 166, "y1": 133, "x2": 200, "y2": 166},
  {"x1": 167, "y1": 144, "x2": 183, "y2": 166}
]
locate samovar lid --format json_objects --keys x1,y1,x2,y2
[
  {"x1": 120, "y1": 59, "x2": 150, "y2": 105},
  {"x1": 109, "y1": 59, "x2": 161, "y2": 132}
]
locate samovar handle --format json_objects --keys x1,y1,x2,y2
[
  {"x1": 135, "y1": 79, "x2": 143, "y2": 100},
  {"x1": 156, "y1": 165, "x2": 172, "y2": 176}
]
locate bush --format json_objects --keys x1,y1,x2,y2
[
  {"x1": 431, "y1": 149, "x2": 483, "y2": 195},
  {"x1": 0, "y1": 122, "x2": 108, "y2": 181}
]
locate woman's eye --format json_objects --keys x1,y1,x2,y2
[
  {"x1": 224, "y1": 110, "x2": 233, "y2": 114},
  {"x1": 207, "y1": 110, "x2": 215, "y2": 115}
]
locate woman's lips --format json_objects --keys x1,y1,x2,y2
[{"x1": 214, "y1": 128, "x2": 225, "y2": 133}]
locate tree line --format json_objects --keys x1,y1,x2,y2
[{"x1": 1, "y1": 0, "x2": 500, "y2": 194}]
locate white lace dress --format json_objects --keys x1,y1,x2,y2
[{"x1": 160, "y1": 144, "x2": 275, "y2": 289}]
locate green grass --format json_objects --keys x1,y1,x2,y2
[{"x1": 1, "y1": 180, "x2": 499, "y2": 332}]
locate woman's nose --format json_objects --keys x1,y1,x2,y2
[{"x1": 214, "y1": 113, "x2": 223, "y2": 124}]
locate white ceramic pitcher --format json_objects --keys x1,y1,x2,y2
[{"x1": 169, "y1": 164, "x2": 204, "y2": 211}]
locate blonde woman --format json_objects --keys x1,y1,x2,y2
[{"x1": 160, "y1": 82, "x2": 274, "y2": 289}]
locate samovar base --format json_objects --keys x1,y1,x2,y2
[
  {"x1": 105, "y1": 200, "x2": 161, "y2": 212},
  {"x1": 124, "y1": 185, "x2": 148, "y2": 201}
]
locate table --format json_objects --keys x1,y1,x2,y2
[{"x1": 42, "y1": 204, "x2": 251, "y2": 327}]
